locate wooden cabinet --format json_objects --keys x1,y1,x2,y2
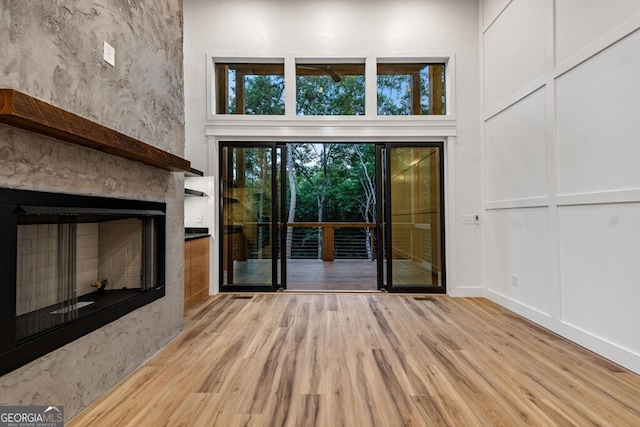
[{"x1": 184, "y1": 237, "x2": 210, "y2": 311}]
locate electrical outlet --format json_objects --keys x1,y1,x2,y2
[
  {"x1": 511, "y1": 274, "x2": 518, "y2": 287},
  {"x1": 103, "y1": 41, "x2": 115, "y2": 67},
  {"x1": 195, "y1": 213, "x2": 203, "y2": 223}
]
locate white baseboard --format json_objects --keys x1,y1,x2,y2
[
  {"x1": 486, "y1": 290, "x2": 640, "y2": 375},
  {"x1": 449, "y1": 287, "x2": 485, "y2": 297}
]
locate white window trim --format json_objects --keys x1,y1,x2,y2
[
  {"x1": 204, "y1": 54, "x2": 459, "y2": 295},
  {"x1": 206, "y1": 54, "x2": 456, "y2": 121},
  {"x1": 206, "y1": 135, "x2": 458, "y2": 296}
]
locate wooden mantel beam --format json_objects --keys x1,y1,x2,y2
[{"x1": 0, "y1": 89, "x2": 190, "y2": 172}]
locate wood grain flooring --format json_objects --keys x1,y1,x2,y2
[
  {"x1": 69, "y1": 294, "x2": 640, "y2": 426},
  {"x1": 287, "y1": 260, "x2": 378, "y2": 291}
]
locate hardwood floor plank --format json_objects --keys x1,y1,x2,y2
[
  {"x1": 163, "y1": 393, "x2": 207, "y2": 427},
  {"x1": 188, "y1": 393, "x2": 231, "y2": 427},
  {"x1": 69, "y1": 294, "x2": 640, "y2": 426},
  {"x1": 292, "y1": 394, "x2": 322, "y2": 427}
]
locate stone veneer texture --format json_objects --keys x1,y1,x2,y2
[{"x1": 0, "y1": 0, "x2": 185, "y2": 419}]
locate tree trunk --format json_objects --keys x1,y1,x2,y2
[
  {"x1": 286, "y1": 144, "x2": 296, "y2": 259},
  {"x1": 356, "y1": 145, "x2": 376, "y2": 260},
  {"x1": 317, "y1": 145, "x2": 329, "y2": 259}
]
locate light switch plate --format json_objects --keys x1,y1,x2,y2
[
  {"x1": 103, "y1": 41, "x2": 115, "y2": 67},
  {"x1": 462, "y1": 215, "x2": 475, "y2": 224}
]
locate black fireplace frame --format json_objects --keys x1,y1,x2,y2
[{"x1": 0, "y1": 188, "x2": 166, "y2": 375}]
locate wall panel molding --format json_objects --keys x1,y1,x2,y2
[
  {"x1": 556, "y1": 18, "x2": 640, "y2": 79},
  {"x1": 482, "y1": 0, "x2": 640, "y2": 374},
  {"x1": 483, "y1": 78, "x2": 546, "y2": 122},
  {"x1": 482, "y1": 0, "x2": 514, "y2": 34}
]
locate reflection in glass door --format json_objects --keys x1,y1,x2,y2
[
  {"x1": 378, "y1": 144, "x2": 445, "y2": 292},
  {"x1": 220, "y1": 144, "x2": 281, "y2": 291}
]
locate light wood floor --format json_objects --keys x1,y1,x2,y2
[{"x1": 70, "y1": 294, "x2": 640, "y2": 426}]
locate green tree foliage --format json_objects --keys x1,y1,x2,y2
[
  {"x1": 377, "y1": 74, "x2": 412, "y2": 115},
  {"x1": 227, "y1": 64, "x2": 444, "y2": 259},
  {"x1": 230, "y1": 73, "x2": 285, "y2": 114},
  {"x1": 239, "y1": 147, "x2": 273, "y2": 224},
  {"x1": 289, "y1": 143, "x2": 373, "y2": 223},
  {"x1": 296, "y1": 75, "x2": 365, "y2": 115},
  {"x1": 377, "y1": 70, "x2": 433, "y2": 115},
  {"x1": 237, "y1": 71, "x2": 376, "y2": 227}
]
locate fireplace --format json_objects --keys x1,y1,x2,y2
[{"x1": 0, "y1": 188, "x2": 166, "y2": 375}]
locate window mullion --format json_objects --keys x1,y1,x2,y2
[
  {"x1": 365, "y1": 57, "x2": 377, "y2": 117},
  {"x1": 285, "y1": 58, "x2": 297, "y2": 117}
]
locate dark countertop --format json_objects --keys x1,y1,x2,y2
[
  {"x1": 185, "y1": 227, "x2": 210, "y2": 241},
  {"x1": 186, "y1": 233, "x2": 209, "y2": 241}
]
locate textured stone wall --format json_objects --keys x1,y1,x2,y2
[{"x1": 0, "y1": 0, "x2": 185, "y2": 419}]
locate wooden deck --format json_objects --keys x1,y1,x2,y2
[
  {"x1": 70, "y1": 294, "x2": 640, "y2": 426},
  {"x1": 287, "y1": 260, "x2": 377, "y2": 291},
  {"x1": 227, "y1": 259, "x2": 439, "y2": 291}
]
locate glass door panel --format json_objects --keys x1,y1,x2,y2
[
  {"x1": 376, "y1": 145, "x2": 387, "y2": 289},
  {"x1": 221, "y1": 144, "x2": 280, "y2": 290},
  {"x1": 381, "y1": 144, "x2": 445, "y2": 292}
]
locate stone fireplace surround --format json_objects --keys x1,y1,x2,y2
[
  {"x1": 0, "y1": 91, "x2": 187, "y2": 417},
  {"x1": 0, "y1": 1, "x2": 186, "y2": 418}
]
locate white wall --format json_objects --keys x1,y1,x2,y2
[
  {"x1": 183, "y1": 0, "x2": 483, "y2": 296},
  {"x1": 482, "y1": 0, "x2": 640, "y2": 373}
]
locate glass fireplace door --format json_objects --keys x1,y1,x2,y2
[{"x1": 0, "y1": 188, "x2": 166, "y2": 375}]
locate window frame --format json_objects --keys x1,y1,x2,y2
[
  {"x1": 376, "y1": 62, "x2": 447, "y2": 116},
  {"x1": 295, "y1": 60, "x2": 366, "y2": 116},
  {"x1": 214, "y1": 61, "x2": 286, "y2": 115},
  {"x1": 207, "y1": 56, "x2": 455, "y2": 120}
]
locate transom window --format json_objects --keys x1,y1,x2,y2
[
  {"x1": 215, "y1": 63, "x2": 285, "y2": 115},
  {"x1": 377, "y1": 63, "x2": 446, "y2": 115},
  {"x1": 213, "y1": 60, "x2": 447, "y2": 116},
  {"x1": 296, "y1": 63, "x2": 365, "y2": 116}
]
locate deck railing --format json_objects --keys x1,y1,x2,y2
[
  {"x1": 227, "y1": 221, "x2": 436, "y2": 263},
  {"x1": 284, "y1": 222, "x2": 376, "y2": 261},
  {"x1": 226, "y1": 222, "x2": 376, "y2": 261}
]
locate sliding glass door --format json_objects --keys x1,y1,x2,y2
[
  {"x1": 220, "y1": 142, "x2": 445, "y2": 293},
  {"x1": 220, "y1": 143, "x2": 282, "y2": 291},
  {"x1": 377, "y1": 143, "x2": 445, "y2": 293}
]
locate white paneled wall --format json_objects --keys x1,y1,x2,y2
[
  {"x1": 557, "y1": 30, "x2": 640, "y2": 195},
  {"x1": 482, "y1": 0, "x2": 511, "y2": 27},
  {"x1": 484, "y1": 88, "x2": 547, "y2": 202},
  {"x1": 555, "y1": 0, "x2": 640, "y2": 65},
  {"x1": 559, "y1": 203, "x2": 640, "y2": 356},
  {"x1": 483, "y1": 0, "x2": 548, "y2": 111},
  {"x1": 486, "y1": 208, "x2": 551, "y2": 316},
  {"x1": 482, "y1": 0, "x2": 640, "y2": 373}
]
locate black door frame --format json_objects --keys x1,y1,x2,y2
[
  {"x1": 218, "y1": 142, "x2": 283, "y2": 292},
  {"x1": 376, "y1": 142, "x2": 447, "y2": 294},
  {"x1": 219, "y1": 141, "x2": 446, "y2": 293}
]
